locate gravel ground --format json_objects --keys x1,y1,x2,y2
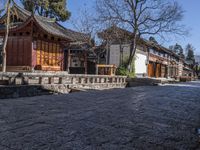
[{"x1": 0, "y1": 81, "x2": 200, "y2": 150}]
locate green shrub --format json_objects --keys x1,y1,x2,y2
[{"x1": 116, "y1": 57, "x2": 135, "y2": 78}]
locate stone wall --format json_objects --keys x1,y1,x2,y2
[{"x1": 0, "y1": 72, "x2": 127, "y2": 98}]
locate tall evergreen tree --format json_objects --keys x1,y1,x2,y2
[
  {"x1": 169, "y1": 43, "x2": 185, "y2": 58},
  {"x1": 174, "y1": 43, "x2": 185, "y2": 58},
  {"x1": 185, "y1": 44, "x2": 195, "y2": 64},
  {"x1": 20, "y1": 0, "x2": 71, "y2": 21}
]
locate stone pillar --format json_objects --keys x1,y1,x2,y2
[
  {"x1": 92, "y1": 77, "x2": 95, "y2": 84},
  {"x1": 8, "y1": 77, "x2": 15, "y2": 85},
  {"x1": 15, "y1": 78, "x2": 22, "y2": 85},
  {"x1": 101, "y1": 78, "x2": 105, "y2": 83},
  {"x1": 105, "y1": 77, "x2": 109, "y2": 83},
  {"x1": 23, "y1": 77, "x2": 29, "y2": 85},
  {"x1": 59, "y1": 77, "x2": 63, "y2": 84},
  {"x1": 39, "y1": 77, "x2": 45, "y2": 84},
  {"x1": 72, "y1": 77, "x2": 76, "y2": 84},
  {"x1": 81, "y1": 77, "x2": 85, "y2": 84},
  {"x1": 48, "y1": 77, "x2": 54, "y2": 84}
]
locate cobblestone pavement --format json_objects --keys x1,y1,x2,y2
[{"x1": 0, "y1": 81, "x2": 200, "y2": 150}]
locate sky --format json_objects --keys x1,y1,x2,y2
[
  {"x1": 175, "y1": 0, "x2": 200, "y2": 55},
  {"x1": 66, "y1": 0, "x2": 200, "y2": 55}
]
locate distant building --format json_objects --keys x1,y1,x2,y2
[
  {"x1": 98, "y1": 26, "x2": 148, "y2": 77},
  {"x1": 98, "y1": 26, "x2": 185, "y2": 79}
]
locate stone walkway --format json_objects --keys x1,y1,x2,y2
[{"x1": 0, "y1": 81, "x2": 200, "y2": 149}]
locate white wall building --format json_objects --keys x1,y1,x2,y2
[
  {"x1": 135, "y1": 50, "x2": 147, "y2": 76},
  {"x1": 108, "y1": 44, "x2": 147, "y2": 77}
]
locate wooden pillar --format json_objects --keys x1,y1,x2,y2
[
  {"x1": 84, "y1": 50, "x2": 87, "y2": 74},
  {"x1": 154, "y1": 62, "x2": 156, "y2": 78},
  {"x1": 67, "y1": 49, "x2": 71, "y2": 73},
  {"x1": 96, "y1": 65, "x2": 98, "y2": 75}
]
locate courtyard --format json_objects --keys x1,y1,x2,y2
[{"x1": 0, "y1": 81, "x2": 200, "y2": 149}]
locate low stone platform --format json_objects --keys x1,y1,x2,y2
[
  {"x1": 0, "y1": 72, "x2": 127, "y2": 98},
  {"x1": 127, "y1": 77, "x2": 178, "y2": 87}
]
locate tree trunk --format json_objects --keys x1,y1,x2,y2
[
  {"x1": 2, "y1": 0, "x2": 11, "y2": 72},
  {"x1": 127, "y1": 34, "x2": 137, "y2": 72}
]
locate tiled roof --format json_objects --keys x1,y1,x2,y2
[
  {"x1": 99, "y1": 25, "x2": 181, "y2": 58},
  {"x1": 98, "y1": 25, "x2": 132, "y2": 40},
  {"x1": 0, "y1": 3, "x2": 90, "y2": 42}
]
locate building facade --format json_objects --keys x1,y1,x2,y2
[
  {"x1": 98, "y1": 26, "x2": 190, "y2": 79},
  {"x1": 108, "y1": 44, "x2": 148, "y2": 77},
  {"x1": 0, "y1": 4, "x2": 89, "y2": 73}
]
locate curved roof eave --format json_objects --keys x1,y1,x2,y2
[{"x1": 32, "y1": 16, "x2": 74, "y2": 42}]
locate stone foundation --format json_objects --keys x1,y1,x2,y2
[{"x1": 0, "y1": 72, "x2": 127, "y2": 98}]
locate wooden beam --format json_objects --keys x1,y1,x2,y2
[
  {"x1": 84, "y1": 50, "x2": 87, "y2": 74},
  {"x1": 67, "y1": 49, "x2": 71, "y2": 73}
]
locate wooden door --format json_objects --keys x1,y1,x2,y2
[
  {"x1": 7, "y1": 36, "x2": 32, "y2": 66},
  {"x1": 148, "y1": 63, "x2": 154, "y2": 77},
  {"x1": 156, "y1": 64, "x2": 161, "y2": 78},
  {"x1": 35, "y1": 40, "x2": 63, "y2": 71}
]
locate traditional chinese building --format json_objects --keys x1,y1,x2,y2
[
  {"x1": 145, "y1": 42, "x2": 180, "y2": 79},
  {"x1": 98, "y1": 26, "x2": 148, "y2": 77},
  {"x1": 98, "y1": 26, "x2": 188, "y2": 79},
  {"x1": 0, "y1": 3, "x2": 89, "y2": 72}
]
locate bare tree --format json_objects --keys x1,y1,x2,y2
[
  {"x1": 1, "y1": 0, "x2": 12, "y2": 72},
  {"x1": 70, "y1": 6, "x2": 103, "y2": 62},
  {"x1": 71, "y1": 9, "x2": 93, "y2": 38},
  {"x1": 1, "y1": 0, "x2": 18, "y2": 72},
  {"x1": 96, "y1": 0, "x2": 187, "y2": 71}
]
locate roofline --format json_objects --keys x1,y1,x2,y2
[
  {"x1": 0, "y1": 3, "x2": 88, "y2": 42},
  {"x1": 32, "y1": 16, "x2": 74, "y2": 41},
  {"x1": 0, "y1": 16, "x2": 74, "y2": 42}
]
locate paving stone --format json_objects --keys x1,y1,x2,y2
[{"x1": 0, "y1": 81, "x2": 200, "y2": 149}]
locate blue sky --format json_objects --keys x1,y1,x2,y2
[
  {"x1": 176, "y1": 0, "x2": 200, "y2": 55},
  {"x1": 66, "y1": 0, "x2": 200, "y2": 55}
]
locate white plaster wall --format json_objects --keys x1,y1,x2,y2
[{"x1": 135, "y1": 52, "x2": 147, "y2": 75}]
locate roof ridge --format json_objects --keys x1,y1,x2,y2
[
  {"x1": 34, "y1": 15, "x2": 56, "y2": 23},
  {"x1": 13, "y1": 3, "x2": 56, "y2": 23},
  {"x1": 13, "y1": 3, "x2": 31, "y2": 16}
]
